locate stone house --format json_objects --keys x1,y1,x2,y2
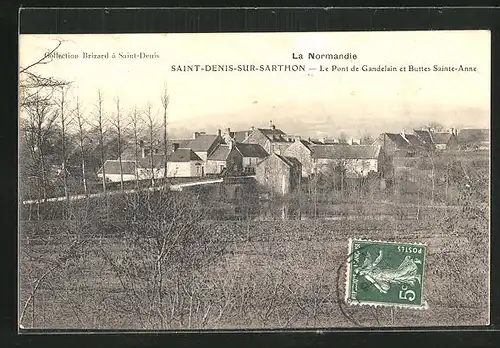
[
  {"x1": 255, "y1": 153, "x2": 302, "y2": 196},
  {"x1": 282, "y1": 139, "x2": 315, "y2": 177},
  {"x1": 234, "y1": 142, "x2": 269, "y2": 174},
  {"x1": 373, "y1": 131, "x2": 427, "y2": 158},
  {"x1": 206, "y1": 141, "x2": 244, "y2": 175},
  {"x1": 243, "y1": 121, "x2": 293, "y2": 154}
]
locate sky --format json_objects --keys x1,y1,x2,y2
[{"x1": 19, "y1": 31, "x2": 491, "y2": 139}]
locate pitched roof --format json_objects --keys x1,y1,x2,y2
[
  {"x1": 187, "y1": 134, "x2": 221, "y2": 152},
  {"x1": 414, "y1": 130, "x2": 434, "y2": 146},
  {"x1": 235, "y1": 143, "x2": 268, "y2": 158},
  {"x1": 457, "y1": 129, "x2": 490, "y2": 144},
  {"x1": 98, "y1": 160, "x2": 136, "y2": 175},
  {"x1": 384, "y1": 133, "x2": 411, "y2": 148},
  {"x1": 404, "y1": 134, "x2": 426, "y2": 148},
  {"x1": 274, "y1": 154, "x2": 301, "y2": 168},
  {"x1": 258, "y1": 128, "x2": 287, "y2": 141},
  {"x1": 137, "y1": 149, "x2": 202, "y2": 168},
  {"x1": 208, "y1": 144, "x2": 231, "y2": 161},
  {"x1": 232, "y1": 130, "x2": 250, "y2": 142},
  {"x1": 431, "y1": 132, "x2": 454, "y2": 145},
  {"x1": 310, "y1": 144, "x2": 381, "y2": 160},
  {"x1": 120, "y1": 139, "x2": 192, "y2": 160},
  {"x1": 170, "y1": 148, "x2": 203, "y2": 162}
]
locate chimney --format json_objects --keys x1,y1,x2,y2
[
  {"x1": 245, "y1": 131, "x2": 250, "y2": 138},
  {"x1": 349, "y1": 138, "x2": 354, "y2": 145},
  {"x1": 226, "y1": 127, "x2": 231, "y2": 134},
  {"x1": 193, "y1": 132, "x2": 199, "y2": 139},
  {"x1": 228, "y1": 139, "x2": 234, "y2": 150},
  {"x1": 172, "y1": 143, "x2": 179, "y2": 152},
  {"x1": 217, "y1": 129, "x2": 221, "y2": 136},
  {"x1": 401, "y1": 130, "x2": 406, "y2": 139},
  {"x1": 251, "y1": 126, "x2": 255, "y2": 131},
  {"x1": 295, "y1": 136, "x2": 301, "y2": 142},
  {"x1": 449, "y1": 128, "x2": 454, "y2": 134}
]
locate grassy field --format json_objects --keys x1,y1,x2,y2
[{"x1": 19, "y1": 205, "x2": 489, "y2": 329}]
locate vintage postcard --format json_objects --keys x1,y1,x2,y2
[{"x1": 18, "y1": 30, "x2": 490, "y2": 329}]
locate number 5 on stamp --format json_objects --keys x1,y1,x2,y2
[{"x1": 345, "y1": 238, "x2": 428, "y2": 309}]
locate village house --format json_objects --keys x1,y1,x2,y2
[
  {"x1": 431, "y1": 129, "x2": 460, "y2": 151},
  {"x1": 310, "y1": 144, "x2": 384, "y2": 178},
  {"x1": 234, "y1": 142, "x2": 269, "y2": 173},
  {"x1": 457, "y1": 128, "x2": 490, "y2": 150},
  {"x1": 165, "y1": 148, "x2": 205, "y2": 178},
  {"x1": 97, "y1": 160, "x2": 137, "y2": 182},
  {"x1": 414, "y1": 128, "x2": 459, "y2": 151},
  {"x1": 282, "y1": 139, "x2": 315, "y2": 177},
  {"x1": 373, "y1": 131, "x2": 428, "y2": 158},
  {"x1": 206, "y1": 141, "x2": 244, "y2": 175},
  {"x1": 220, "y1": 127, "x2": 253, "y2": 144},
  {"x1": 187, "y1": 132, "x2": 224, "y2": 162},
  {"x1": 255, "y1": 153, "x2": 302, "y2": 196},
  {"x1": 243, "y1": 121, "x2": 294, "y2": 154}
]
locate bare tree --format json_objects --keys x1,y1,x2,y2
[
  {"x1": 111, "y1": 97, "x2": 125, "y2": 191},
  {"x1": 72, "y1": 96, "x2": 88, "y2": 195},
  {"x1": 56, "y1": 85, "x2": 73, "y2": 206},
  {"x1": 144, "y1": 104, "x2": 157, "y2": 188},
  {"x1": 130, "y1": 106, "x2": 142, "y2": 190},
  {"x1": 22, "y1": 91, "x2": 59, "y2": 204},
  {"x1": 95, "y1": 90, "x2": 107, "y2": 194},
  {"x1": 161, "y1": 83, "x2": 170, "y2": 182}
]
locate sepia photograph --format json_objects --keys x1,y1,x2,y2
[{"x1": 18, "y1": 30, "x2": 490, "y2": 330}]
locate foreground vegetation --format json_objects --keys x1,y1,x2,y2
[{"x1": 19, "y1": 185, "x2": 489, "y2": 329}]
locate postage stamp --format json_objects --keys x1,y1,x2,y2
[{"x1": 345, "y1": 239, "x2": 427, "y2": 309}]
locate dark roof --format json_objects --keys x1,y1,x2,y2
[
  {"x1": 384, "y1": 133, "x2": 411, "y2": 148},
  {"x1": 431, "y1": 132, "x2": 454, "y2": 145},
  {"x1": 208, "y1": 144, "x2": 231, "y2": 161},
  {"x1": 310, "y1": 145, "x2": 381, "y2": 160},
  {"x1": 414, "y1": 130, "x2": 433, "y2": 146},
  {"x1": 258, "y1": 128, "x2": 287, "y2": 141},
  {"x1": 405, "y1": 134, "x2": 426, "y2": 148},
  {"x1": 170, "y1": 148, "x2": 202, "y2": 162},
  {"x1": 137, "y1": 149, "x2": 202, "y2": 168},
  {"x1": 187, "y1": 134, "x2": 221, "y2": 152},
  {"x1": 274, "y1": 154, "x2": 301, "y2": 168},
  {"x1": 235, "y1": 143, "x2": 268, "y2": 158},
  {"x1": 98, "y1": 160, "x2": 136, "y2": 175},
  {"x1": 457, "y1": 129, "x2": 490, "y2": 144},
  {"x1": 138, "y1": 154, "x2": 165, "y2": 168},
  {"x1": 232, "y1": 130, "x2": 250, "y2": 142},
  {"x1": 273, "y1": 142, "x2": 294, "y2": 153},
  {"x1": 121, "y1": 139, "x2": 192, "y2": 160}
]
